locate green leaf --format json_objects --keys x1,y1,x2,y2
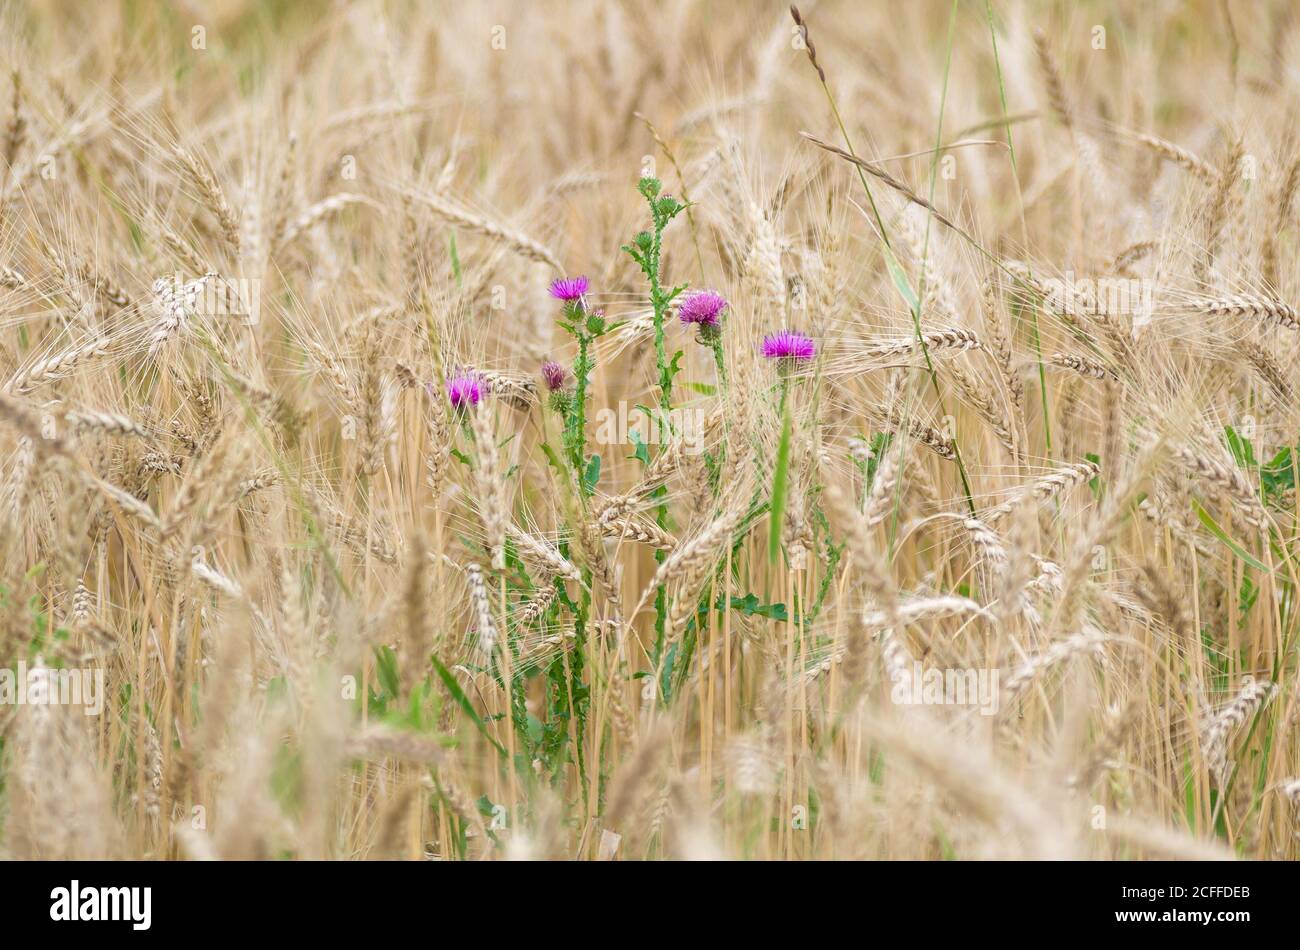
[
  {"x1": 583, "y1": 454, "x2": 601, "y2": 494},
  {"x1": 724, "y1": 593, "x2": 788, "y2": 622},
  {"x1": 619, "y1": 244, "x2": 645, "y2": 269},
  {"x1": 882, "y1": 244, "x2": 921, "y2": 317},
  {"x1": 448, "y1": 230, "x2": 462, "y2": 288},
  {"x1": 525, "y1": 713, "x2": 544, "y2": 745},
  {"x1": 1224, "y1": 425, "x2": 1258, "y2": 468},
  {"x1": 1084, "y1": 451, "x2": 1101, "y2": 494},
  {"x1": 1191, "y1": 500, "x2": 1271, "y2": 573},
  {"x1": 864, "y1": 432, "x2": 893, "y2": 487},
  {"x1": 659, "y1": 641, "x2": 677, "y2": 703},
  {"x1": 628, "y1": 432, "x2": 650, "y2": 465},
  {"x1": 374, "y1": 645, "x2": 400, "y2": 700},
  {"x1": 769, "y1": 398, "x2": 793, "y2": 563},
  {"x1": 1261, "y1": 446, "x2": 1296, "y2": 498},
  {"x1": 539, "y1": 442, "x2": 567, "y2": 479},
  {"x1": 430, "y1": 655, "x2": 507, "y2": 757},
  {"x1": 1238, "y1": 572, "x2": 1259, "y2": 616}
]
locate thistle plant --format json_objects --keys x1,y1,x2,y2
[
  {"x1": 762, "y1": 329, "x2": 816, "y2": 564},
  {"x1": 762, "y1": 329, "x2": 815, "y2": 407},
  {"x1": 540, "y1": 359, "x2": 571, "y2": 413},
  {"x1": 623, "y1": 177, "x2": 688, "y2": 425},
  {"x1": 543, "y1": 276, "x2": 616, "y2": 786},
  {"x1": 550, "y1": 275, "x2": 612, "y2": 484},
  {"x1": 678, "y1": 288, "x2": 729, "y2": 387},
  {"x1": 442, "y1": 369, "x2": 488, "y2": 442},
  {"x1": 761, "y1": 328, "x2": 817, "y2": 367},
  {"x1": 445, "y1": 370, "x2": 487, "y2": 413},
  {"x1": 623, "y1": 176, "x2": 688, "y2": 662}
]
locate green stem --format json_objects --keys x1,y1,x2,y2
[
  {"x1": 807, "y1": 17, "x2": 976, "y2": 517},
  {"x1": 647, "y1": 199, "x2": 675, "y2": 674},
  {"x1": 709, "y1": 338, "x2": 727, "y2": 390},
  {"x1": 566, "y1": 323, "x2": 592, "y2": 477},
  {"x1": 649, "y1": 238, "x2": 672, "y2": 417}
]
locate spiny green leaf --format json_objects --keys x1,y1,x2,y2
[{"x1": 722, "y1": 593, "x2": 789, "y2": 621}]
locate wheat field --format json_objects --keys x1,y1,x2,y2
[{"x1": 1, "y1": 0, "x2": 1298, "y2": 861}]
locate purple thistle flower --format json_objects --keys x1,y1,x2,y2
[
  {"x1": 549, "y1": 275, "x2": 589, "y2": 302},
  {"x1": 446, "y1": 371, "x2": 487, "y2": 410},
  {"x1": 761, "y1": 330, "x2": 816, "y2": 362},
  {"x1": 540, "y1": 360, "x2": 568, "y2": 391},
  {"x1": 677, "y1": 290, "x2": 728, "y2": 328}
]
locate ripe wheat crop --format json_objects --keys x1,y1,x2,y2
[{"x1": 1, "y1": 0, "x2": 1299, "y2": 861}]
